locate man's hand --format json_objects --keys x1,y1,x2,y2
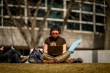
[
  {"x1": 0, "y1": 46, "x2": 4, "y2": 51},
  {"x1": 50, "y1": 42, "x2": 56, "y2": 46}
]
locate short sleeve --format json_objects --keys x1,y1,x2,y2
[
  {"x1": 62, "y1": 38, "x2": 66, "y2": 44},
  {"x1": 44, "y1": 38, "x2": 49, "y2": 45}
]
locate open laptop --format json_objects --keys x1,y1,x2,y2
[{"x1": 48, "y1": 46, "x2": 63, "y2": 56}]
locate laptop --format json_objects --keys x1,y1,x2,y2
[{"x1": 48, "y1": 46, "x2": 63, "y2": 56}]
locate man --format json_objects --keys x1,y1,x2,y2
[
  {"x1": 43, "y1": 25, "x2": 75, "y2": 63},
  {"x1": 0, "y1": 46, "x2": 27, "y2": 63}
]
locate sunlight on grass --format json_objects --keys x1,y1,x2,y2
[{"x1": 0, "y1": 63, "x2": 110, "y2": 73}]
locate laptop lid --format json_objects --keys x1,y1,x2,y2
[{"x1": 48, "y1": 46, "x2": 63, "y2": 56}]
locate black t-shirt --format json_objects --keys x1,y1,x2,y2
[{"x1": 44, "y1": 36, "x2": 66, "y2": 46}]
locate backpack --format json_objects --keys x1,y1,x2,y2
[{"x1": 28, "y1": 49, "x2": 43, "y2": 63}]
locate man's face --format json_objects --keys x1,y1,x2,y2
[{"x1": 51, "y1": 30, "x2": 59, "y2": 38}]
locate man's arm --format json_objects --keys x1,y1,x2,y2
[
  {"x1": 0, "y1": 47, "x2": 4, "y2": 56},
  {"x1": 63, "y1": 44, "x2": 67, "y2": 53},
  {"x1": 43, "y1": 44, "x2": 48, "y2": 53}
]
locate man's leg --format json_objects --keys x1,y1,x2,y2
[
  {"x1": 0, "y1": 50, "x2": 3, "y2": 62},
  {"x1": 0, "y1": 50, "x2": 3, "y2": 57},
  {"x1": 43, "y1": 53, "x2": 55, "y2": 63},
  {"x1": 54, "y1": 52, "x2": 70, "y2": 63},
  {"x1": 54, "y1": 41, "x2": 81, "y2": 63},
  {"x1": 10, "y1": 54, "x2": 21, "y2": 63},
  {"x1": 0, "y1": 47, "x2": 22, "y2": 63},
  {"x1": 43, "y1": 53, "x2": 54, "y2": 60},
  {"x1": 2, "y1": 49, "x2": 16, "y2": 57}
]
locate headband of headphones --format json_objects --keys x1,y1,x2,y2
[{"x1": 50, "y1": 25, "x2": 61, "y2": 34}]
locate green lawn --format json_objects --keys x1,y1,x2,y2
[{"x1": 0, "y1": 63, "x2": 110, "y2": 73}]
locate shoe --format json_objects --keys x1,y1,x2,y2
[
  {"x1": 20, "y1": 57, "x2": 28, "y2": 63},
  {"x1": 76, "y1": 58, "x2": 83, "y2": 63},
  {"x1": 72, "y1": 58, "x2": 83, "y2": 63},
  {"x1": 65, "y1": 58, "x2": 74, "y2": 63},
  {"x1": 43, "y1": 59, "x2": 55, "y2": 63}
]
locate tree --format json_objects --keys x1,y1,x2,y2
[{"x1": 3, "y1": 0, "x2": 75, "y2": 53}]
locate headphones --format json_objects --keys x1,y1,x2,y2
[{"x1": 50, "y1": 25, "x2": 61, "y2": 34}]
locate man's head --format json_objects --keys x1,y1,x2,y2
[{"x1": 50, "y1": 26, "x2": 61, "y2": 38}]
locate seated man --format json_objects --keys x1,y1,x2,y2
[
  {"x1": 0, "y1": 46, "x2": 27, "y2": 63},
  {"x1": 43, "y1": 26, "x2": 75, "y2": 63}
]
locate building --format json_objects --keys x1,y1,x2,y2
[
  {"x1": 0, "y1": 0, "x2": 107, "y2": 50},
  {"x1": 1, "y1": 0, "x2": 110, "y2": 63}
]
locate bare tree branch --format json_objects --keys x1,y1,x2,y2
[
  {"x1": 30, "y1": 0, "x2": 42, "y2": 48},
  {"x1": 3, "y1": 0, "x2": 32, "y2": 48},
  {"x1": 60, "y1": 0, "x2": 74, "y2": 33},
  {"x1": 34, "y1": 0, "x2": 54, "y2": 48}
]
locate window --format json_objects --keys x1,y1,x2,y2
[
  {"x1": 47, "y1": 21, "x2": 62, "y2": 28},
  {"x1": 37, "y1": 9, "x2": 45, "y2": 17},
  {"x1": 47, "y1": 0, "x2": 63, "y2": 8},
  {"x1": 27, "y1": 20, "x2": 42, "y2": 27},
  {"x1": 0, "y1": 7, "x2": 2, "y2": 15},
  {"x1": 0, "y1": 0, "x2": 106, "y2": 34},
  {"x1": 96, "y1": 25, "x2": 104, "y2": 33},
  {"x1": 67, "y1": 23, "x2": 80, "y2": 30},
  {"x1": 28, "y1": 8, "x2": 45, "y2": 17},
  {"x1": 76, "y1": 0, "x2": 94, "y2": 2},
  {"x1": 84, "y1": 0, "x2": 94, "y2": 2},
  {"x1": 67, "y1": 1, "x2": 80, "y2": 10},
  {"x1": 3, "y1": 18, "x2": 25, "y2": 26},
  {"x1": 0, "y1": 17, "x2": 2, "y2": 26},
  {"x1": 3, "y1": 6, "x2": 8, "y2": 15},
  {"x1": 3, "y1": 18, "x2": 13, "y2": 26},
  {"x1": 27, "y1": 0, "x2": 45, "y2": 7},
  {"x1": 82, "y1": 24, "x2": 93, "y2": 32},
  {"x1": 96, "y1": 5, "x2": 104, "y2": 14},
  {"x1": 36, "y1": 20, "x2": 42, "y2": 27},
  {"x1": 69, "y1": 12, "x2": 79, "y2": 20},
  {"x1": 96, "y1": 15, "x2": 104, "y2": 24},
  {"x1": 3, "y1": 6, "x2": 24, "y2": 16},
  {"x1": 9, "y1": 7, "x2": 24, "y2": 16},
  {"x1": 48, "y1": 10, "x2": 63, "y2": 19},
  {"x1": 82, "y1": 13, "x2": 93, "y2": 22},
  {"x1": 0, "y1": 0, "x2": 1, "y2": 4},
  {"x1": 82, "y1": 4, "x2": 93, "y2": 12},
  {"x1": 96, "y1": 0, "x2": 104, "y2": 4},
  {"x1": 6, "y1": 0, "x2": 25, "y2": 5}
]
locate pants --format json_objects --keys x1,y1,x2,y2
[
  {"x1": 0, "y1": 49, "x2": 21, "y2": 63},
  {"x1": 43, "y1": 52, "x2": 70, "y2": 63}
]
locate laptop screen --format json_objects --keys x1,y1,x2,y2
[{"x1": 48, "y1": 46, "x2": 63, "y2": 56}]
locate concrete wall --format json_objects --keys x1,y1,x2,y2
[
  {"x1": 61, "y1": 30, "x2": 104, "y2": 49},
  {"x1": 0, "y1": 27, "x2": 104, "y2": 49},
  {"x1": 70, "y1": 50, "x2": 110, "y2": 63}
]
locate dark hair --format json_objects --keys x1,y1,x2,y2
[{"x1": 50, "y1": 25, "x2": 61, "y2": 34}]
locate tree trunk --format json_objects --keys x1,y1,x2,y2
[
  {"x1": 104, "y1": 1, "x2": 110, "y2": 49},
  {"x1": 105, "y1": 14, "x2": 110, "y2": 49}
]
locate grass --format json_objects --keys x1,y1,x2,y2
[{"x1": 0, "y1": 63, "x2": 110, "y2": 73}]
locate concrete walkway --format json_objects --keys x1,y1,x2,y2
[{"x1": 70, "y1": 50, "x2": 110, "y2": 63}]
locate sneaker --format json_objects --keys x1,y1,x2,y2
[
  {"x1": 72, "y1": 58, "x2": 83, "y2": 63},
  {"x1": 76, "y1": 58, "x2": 83, "y2": 63},
  {"x1": 65, "y1": 58, "x2": 73, "y2": 63}
]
